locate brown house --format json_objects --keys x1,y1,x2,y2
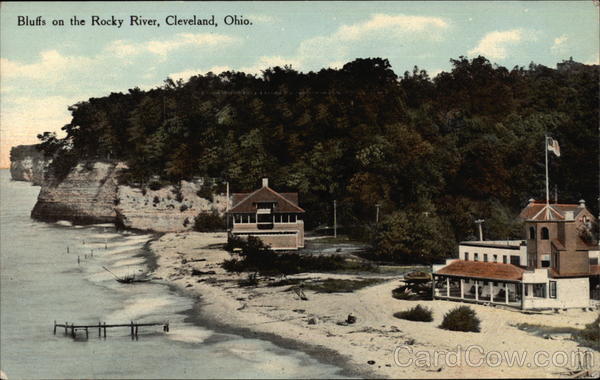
[{"x1": 228, "y1": 178, "x2": 305, "y2": 250}]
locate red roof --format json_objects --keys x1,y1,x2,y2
[
  {"x1": 436, "y1": 260, "x2": 525, "y2": 281},
  {"x1": 519, "y1": 201, "x2": 585, "y2": 221},
  {"x1": 229, "y1": 186, "x2": 305, "y2": 213}
]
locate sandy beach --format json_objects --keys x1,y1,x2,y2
[{"x1": 150, "y1": 232, "x2": 599, "y2": 379}]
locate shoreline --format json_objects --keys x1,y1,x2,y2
[
  {"x1": 145, "y1": 232, "x2": 369, "y2": 378},
  {"x1": 148, "y1": 231, "x2": 600, "y2": 379}
]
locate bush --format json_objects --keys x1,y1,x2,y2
[
  {"x1": 394, "y1": 304, "x2": 433, "y2": 322},
  {"x1": 148, "y1": 181, "x2": 162, "y2": 191},
  {"x1": 180, "y1": 204, "x2": 189, "y2": 212},
  {"x1": 196, "y1": 183, "x2": 215, "y2": 200},
  {"x1": 193, "y1": 212, "x2": 226, "y2": 232},
  {"x1": 439, "y1": 306, "x2": 480, "y2": 332}
]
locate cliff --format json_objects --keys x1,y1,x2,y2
[
  {"x1": 9, "y1": 144, "x2": 51, "y2": 185},
  {"x1": 31, "y1": 161, "x2": 228, "y2": 232}
]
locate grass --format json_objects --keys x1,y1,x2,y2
[{"x1": 302, "y1": 278, "x2": 384, "y2": 293}]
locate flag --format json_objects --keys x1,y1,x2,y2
[{"x1": 547, "y1": 137, "x2": 561, "y2": 157}]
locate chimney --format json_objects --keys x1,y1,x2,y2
[
  {"x1": 262, "y1": 178, "x2": 269, "y2": 188},
  {"x1": 579, "y1": 199, "x2": 586, "y2": 208}
]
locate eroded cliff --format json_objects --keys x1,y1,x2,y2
[
  {"x1": 31, "y1": 161, "x2": 228, "y2": 231},
  {"x1": 10, "y1": 145, "x2": 51, "y2": 185}
]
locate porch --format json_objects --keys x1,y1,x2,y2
[{"x1": 432, "y1": 274, "x2": 522, "y2": 308}]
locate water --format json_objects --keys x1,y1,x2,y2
[{"x1": 0, "y1": 170, "x2": 347, "y2": 379}]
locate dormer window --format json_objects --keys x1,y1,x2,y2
[{"x1": 541, "y1": 227, "x2": 549, "y2": 240}]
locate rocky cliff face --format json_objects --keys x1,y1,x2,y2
[
  {"x1": 31, "y1": 161, "x2": 228, "y2": 232},
  {"x1": 10, "y1": 145, "x2": 51, "y2": 185}
]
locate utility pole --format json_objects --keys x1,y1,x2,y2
[
  {"x1": 333, "y1": 200, "x2": 337, "y2": 238},
  {"x1": 375, "y1": 203, "x2": 381, "y2": 224},
  {"x1": 475, "y1": 219, "x2": 485, "y2": 241},
  {"x1": 226, "y1": 181, "x2": 230, "y2": 230}
]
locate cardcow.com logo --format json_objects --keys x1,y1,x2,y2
[{"x1": 394, "y1": 345, "x2": 596, "y2": 369}]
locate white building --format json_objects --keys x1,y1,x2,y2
[{"x1": 432, "y1": 199, "x2": 599, "y2": 310}]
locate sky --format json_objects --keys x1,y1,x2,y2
[{"x1": 1, "y1": 1, "x2": 598, "y2": 168}]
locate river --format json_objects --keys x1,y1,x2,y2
[{"x1": 0, "y1": 169, "x2": 346, "y2": 379}]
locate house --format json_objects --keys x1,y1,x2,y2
[
  {"x1": 432, "y1": 199, "x2": 600, "y2": 309},
  {"x1": 227, "y1": 178, "x2": 305, "y2": 250}
]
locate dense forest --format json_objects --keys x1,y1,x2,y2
[{"x1": 38, "y1": 56, "x2": 599, "y2": 263}]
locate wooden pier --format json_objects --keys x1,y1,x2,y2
[{"x1": 53, "y1": 320, "x2": 169, "y2": 339}]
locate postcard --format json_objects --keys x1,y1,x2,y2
[{"x1": 1, "y1": 1, "x2": 598, "y2": 379}]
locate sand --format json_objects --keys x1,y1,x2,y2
[{"x1": 150, "y1": 231, "x2": 600, "y2": 379}]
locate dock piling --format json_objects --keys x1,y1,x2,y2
[{"x1": 53, "y1": 320, "x2": 57, "y2": 335}]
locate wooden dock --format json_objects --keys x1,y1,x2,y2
[{"x1": 54, "y1": 320, "x2": 169, "y2": 339}]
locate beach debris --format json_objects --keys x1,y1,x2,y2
[
  {"x1": 293, "y1": 309, "x2": 305, "y2": 314},
  {"x1": 191, "y1": 269, "x2": 216, "y2": 276},
  {"x1": 237, "y1": 303, "x2": 248, "y2": 311},
  {"x1": 102, "y1": 266, "x2": 150, "y2": 283},
  {"x1": 346, "y1": 314, "x2": 357, "y2": 324},
  {"x1": 405, "y1": 338, "x2": 415, "y2": 345},
  {"x1": 308, "y1": 317, "x2": 318, "y2": 325},
  {"x1": 367, "y1": 360, "x2": 376, "y2": 365},
  {"x1": 186, "y1": 284, "x2": 192, "y2": 288},
  {"x1": 182, "y1": 258, "x2": 207, "y2": 264},
  {"x1": 292, "y1": 286, "x2": 308, "y2": 300},
  {"x1": 426, "y1": 367, "x2": 443, "y2": 372}
]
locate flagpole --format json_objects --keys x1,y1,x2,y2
[{"x1": 545, "y1": 135, "x2": 550, "y2": 206}]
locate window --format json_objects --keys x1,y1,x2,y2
[
  {"x1": 484, "y1": 254, "x2": 488, "y2": 262},
  {"x1": 533, "y1": 284, "x2": 546, "y2": 298},
  {"x1": 249, "y1": 214, "x2": 256, "y2": 223},
  {"x1": 541, "y1": 260, "x2": 550, "y2": 268},
  {"x1": 541, "y1": 227, "x2": 549, "y2": 240},
  {"x1": 493, "y1": 282, "x2": 498, "y2": 287},
  {"x1": 493, "y1": 254, "x2": 498, "y2": 263},
  {"x1": 503, "y1": 256, "x2": 507, "y2": 264},
  {"x1": 510, "y1": 256, "x2": 521, "y2": 266},
  {"x1": 290, "y1": 214, "x2": 297, "y2": 223},
  {"x1": 465, "y1": 252, "x2": 469, "y2": 261},
  {"x1": 590, "y1": 258, "x2": 599, "y2": 266},
  {"x1": 465, "y1": 279, "x2": 470, "y2": 283},
  {"x1": 529, "y1": 227, "x2": 536, "y2": 240},
  {"x1": 483, "y1": 281, "x2": 489, "y2": 285},
  {"x1": 474, "y1": 253, "x2": 479, "y2": 262},
  {"x1": 234, "y1": 214, "x2": 242, "y2": 223},
  {"x1": 549, "y1": 281, "x2": 557, "y2": 299}
]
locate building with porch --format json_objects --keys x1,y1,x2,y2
[
  {"x1": 228, "y1": 178, "x2": 305, "y2": 250},
  {"x1": 432, "y1": 199, "x2": 600, "y2": 309}
]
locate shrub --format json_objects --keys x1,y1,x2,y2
[
  {"x1": 196, "y1": 183, "x2": 214, "y2": 200},
  {"x1": 439, "y1": 306, "x2": 480, "y2": 332},
  {"x1": 394, "y1": 304, "x2": 433, "y2": 322},
  {"x1": 238, "y1": 272, "x2": 259, "y2": 287},
  {"x1": 153, "y1": 196, "x2": 160, "y2": 204},
  {"x1": 148, "y1": 181, "x2": 162, "y2": 191},
  {"x1": 180, "y1": 204, "x2": 189, "y2": 212},
  {"x1": 193, "y1": 212, "x2": 226, "y2": 232}
]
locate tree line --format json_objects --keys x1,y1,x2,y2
[{"x1": 38, "y1": 56, "x2": 599, "y2": 263}]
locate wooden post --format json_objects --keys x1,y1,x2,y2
[
  {"x1": 103, "y1": 322, "x2": 107, "y2": 338},
  {"x1": 53, "y1": 320, "x2": 57, "y2": 335},
  {"x1": 475, "y1": 281, "x2": 479, "y2": 301},
  {"x1": 71, "y1": 325, "x2": 75, "y2": 338},
  {"x1": 98, "y1": 323, "x2": 101, "y2": 337},
  {"x1": 446, "y1": 277, "x2": 450, "y2": 298},
  {"x1": 135, "y1": 325, "x2": 138, "y2": 338},
  {"x1": 130, "y1": 321, "x2": 134, "y2": 339},
  {"x1": 460, "y1": 279, "x2": 464, "y2": 299},
  {"x1": 505, "y1": 283, "x2": 509, "y2": 304},
  {"x1": 64, "y1": 322, "x2": 68, "y2": 335},
  {"x1": 85, "y1": 327, "x2": 89, "y2": 339},
  {"x1": 490, "y1": 282, "x2": 494, "y2": 303}
]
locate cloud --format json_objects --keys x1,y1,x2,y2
[
  {"x1": 0, "y1": 50, "x2": 93, "y2": 81},
  {"x1": 468, "y1": 29, "x2": 526, "y2": 60},
  {"x1": 105, "y1": 33, "x2": 238, "y2": 57},
  {"x1": 550, "y1": 34, "x2": 569, "y2": 55},
  {"x1": 239, "y1": 13, "x2": 449, "y2": 74}
]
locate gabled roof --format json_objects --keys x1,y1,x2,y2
[
  {"x1": 229, "y1": 186, "x2": 305, "y2": 213},
  {"x1": 519, "y1": 200, "x2": 587, "y2": 222},
  {"x1": 435, "y1": 260, "x2": 525, "y2": 281}
]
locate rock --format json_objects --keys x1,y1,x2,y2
[
  {"x1": 10, "y1": 144, "x2": 51, "y2": 185},
  {"x1": 367, "y1": 360, "x2": 375, "y2": 365},
  {"x1": 308, "y1": 317, "x2": 318, "y2": 325},
  {"x1": 405, "y1": 338, "x2": 415, "y2": 345},
  {"x1": 191, "y1": 269, "x2": 216, "y2": 276},
  {"x1": 346, "y1": 314, "x2": 357, "y2": 324},
  {"x1": 185, "y1": 283, "x2": 193, "y2": 288}
]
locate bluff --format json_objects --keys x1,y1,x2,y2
[
  {"x1": 9, "y1": 144, "x2": 51, "y2": 185},
  {"x1": 31, "y1": 161, "x2": 228, "y2": 232}
]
